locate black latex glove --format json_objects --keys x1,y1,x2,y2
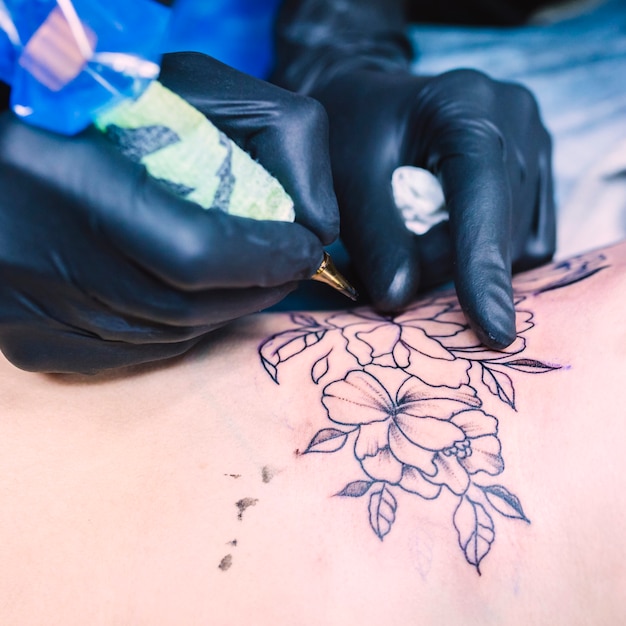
[
  {"x1": 0, "y1": 52, "x2": 338, "y2": 373},
  {"x1": 272, "y1": 0, "x2": 556, "y2": 349}
]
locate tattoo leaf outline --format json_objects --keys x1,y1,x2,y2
[
  {"x1": 260, "y1": 315, "x2": 329, "y2": 383},
  {"x1": 481, "y1": 365, "x2": 516, "y2": 409},
  {"x1": 311, "y1": 350, "x2": 332, "y2": 384},
  {"x1": 453, "y1": 495, "x2": 495, "y2": 574},
  {"x1": 478, "y1": 484, "x2": 530, "y2": 523},
  {"x1": 368, "y1": 483, "x2": 397, "y2": 541},
  {"x1": 502, "y1": 358, "x2": 561, "y2": 374},
  {"x1": 335, "y1": 480, "x2": 374, "y2": 498},
  {"x1": 304, "y1": 428, "x2": 351, "y2": 454}
]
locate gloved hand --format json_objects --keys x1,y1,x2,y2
[
  {"x1": 272, "y1": 0, "x2": 556, "y2": 349},
  {"x1": 0, "y1": 52, "x2": 338, "y2": 373}
]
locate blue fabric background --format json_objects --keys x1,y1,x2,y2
[{"x1": 164, "y1": 0, "x2": 282, "y2": 78}]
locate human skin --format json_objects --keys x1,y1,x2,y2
[{"x1": 0, "y1": 241, "x2": 624, "y2": 625}]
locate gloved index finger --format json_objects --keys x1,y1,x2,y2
[
  {"x1": 437, "y1": 149, "x2": 517, "y2": 350},
  {"x1": 54, "y1": 128, "x2": 327, "y2": 290},
  {"x1": 103, "y1": 176, "x2": 325, "y2": 290}
]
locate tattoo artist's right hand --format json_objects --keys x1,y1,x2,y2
[{"x1": 0, "y1": 66, "x2": 338, "y2": 373}]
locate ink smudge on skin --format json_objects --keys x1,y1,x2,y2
[
  {"x1": 261, "y1": 466, "x2": 276, "y2": 483},
  {"x1": 225, "y1": 473, "x2": 241, "y2": 479},
  {"x1": 236, "y1": 497, "x2": 259, "y2": 521},
  {"x1": 218, "y1": 554, "x2": 233, "y2": 571},
  {"x1": 227, "y1": 539, "x2": 238, "y2": 547}
]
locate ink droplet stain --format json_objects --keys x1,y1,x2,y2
[
  {"x1": 261, "y1": 466, "x2": 275, "y2": 483},
  {"x1": 227, "y1": 539, "x2": 238, "y2": 547},
  {"x1": 236, "y1": 497, "x2": 259, "y2": 521},
  {"x1": 218, "y1": 554, "x2": 233, "y2": 571}
]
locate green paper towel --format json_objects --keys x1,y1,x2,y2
[{"x1": 95, "y1": 80, "x2": 295, "y2": 222}]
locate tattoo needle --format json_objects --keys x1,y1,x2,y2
[{"x1": 311, "y1": 251, "x2": 358, "y2": 301}]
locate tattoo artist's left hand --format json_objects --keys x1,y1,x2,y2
[{"x1": 309, "y1": 67, "x2": 556, "y2": 348}]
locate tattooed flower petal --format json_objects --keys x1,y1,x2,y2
[
  {"x1": 344, "y1": 332, "x2": 376, "y2": 365},
  {"x1": 395, "y1": 413, "x2": 465, "y2": 450},
  {"x1": 450, "y1": 409, "x2": 498, "y2": 438},
  {"x1": 397, "y1": 379, "x2": 479, "y2": 411},
  {"x1": 361, "y1": 447, "x2": 403, "y2": 484},
  {"x1": 355, "y1": 420, "x2": 391, "y2": 460},
  {"x1": 399, "y1": 399, "x2": 481, "y2": 425},
  {"x1": 409, "y1": 317, "x2": 466, "y2": 338},
  {"x1": 430, "y1": 454, "x2": 470, "y2": 495},
  {"x1": 359, "y1": 324, "x2": 401, "y2": 359},
  {"x1": 395, "y1": 303, "x2": 451, "y2": 324},
  {"x1": 392, "y1": 340, "x2": 411, "y2": 368},
  {"x1": 399, "y1": 466, "x2": 442, "y2": 499},
  {"x1": 373, "y1": 353, "x2": 396, "y2": 368},
  {"x1": 394, "y1": 374, "x2": 442, "y2": 401},
  {"x1": 388, "y1": 423, "x2": 438, "y2": 476},
  {"x1": 515, "y1": 310, "x2": 534, "y2": 333},
  {"x1": 401, "y1": 326, "x2": 454, "y2": 360},
  {"x1": 437, "y1": 328, "x2": 480, "y2": 351},
  {"x1": 368, "y1": 364, "x2": 415, "y2": 392},
  {"x1": 460, "y1": 435, "x2": 504, "y2": 476},
  {"x1": 405, "y1": 349, "x2": 471, "y2": 388},
  {"x1": 331, "y1": 316, "x2": 387, "y2": 365},
  {"x1": 322, "y1": 370, "x2": 394, "y2": 425}
]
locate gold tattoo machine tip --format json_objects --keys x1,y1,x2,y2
[{"x1": 311, "y1": 251, "x2": 359, "y2": 301}]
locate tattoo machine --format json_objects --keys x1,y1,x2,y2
[{"x1": 0, "y1": 0, "x2": 356, "y2": 300}]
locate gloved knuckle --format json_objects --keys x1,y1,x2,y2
[
  {"x1": 440, "y1": 68, "x2": 494, "y2": 92},
  {"x1": 163, "y1": 229, "x2": 217, "y2": 288},
  {"x1": 426, "y1": 69, "x2": 503, "y2": 120},
  {"x1": 283, "y1": 93, "x2": 328, "y2": 135},
  {"x1": 501, "y1": 81, "x2": 544, "y2": 127},
  {"x1": 171, "y1": 253, "x2": 211, "y2": 289}
]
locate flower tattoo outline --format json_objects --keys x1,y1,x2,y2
[{"x1": 259, "y1": 252, "x2": 608, "y2": 573}]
